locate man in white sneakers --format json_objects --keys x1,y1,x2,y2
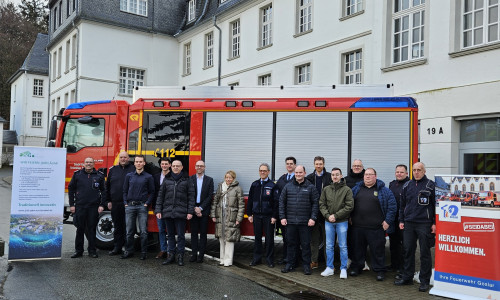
[{"x1": 319, "y1": 168, "x2": 354, "y2": 279}]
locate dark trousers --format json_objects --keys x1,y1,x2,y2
[
  {"x1": 190, "y1": 214, "x2": 209, "y2": 257},
  {"x1": 165, "y1": 217, "x2": 187, "y2": 255},
  {"x1": 252, "y1": 215, "x2": 275, "y2": 264},
  {"x1": 388, "y1": 225, "x2": 404, "y2": 271},
  {"x1": 75, "y1": 206, "x2": 99, "y2": 254},
  {"x1": 286, "y1": 224, "x2": 312, "y2": 267},
  {"x1": 110, "y1": 201, "x2": 126, "y2": 251},
  {"x1": 402, "y1": 222, "x2": 433, "y2": 284},
  {"x1": 277, "y1": 222, "x2": 288, "y2": 261},
  {"x1": 351, "y1": 226, "x2": 386, "y2": 273}
]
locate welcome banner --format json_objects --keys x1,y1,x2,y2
[{"x1": 8, "y1": 146, "x2": 66, "y2": 260}]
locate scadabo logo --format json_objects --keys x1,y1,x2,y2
[
  {"x1": 440, "y1": 204, "x2": 460, "y2": 220},
  {"x1": 19, "y1": 151, "x2": 35, "y2": 158},
  {"x1": 463, "y1": 222, "x2": 495, "y2": 232}
]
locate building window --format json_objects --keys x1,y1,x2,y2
[
  {"x1": 66, "y1": 0, "x2": 70, "y2": 17},
  {"x1": 120, "y1": 0, "x2": 147, "y2": 16},
  {"x1": 71, "y1": 34, "x2": 77, "y2": 67},
  {"x1": 463, "y1": 0, "x2": 499, "y2": 48},
  {"x1": 52, "y1": 51, "x2": 57, "y2": 80},
  {"x1": 57, "y1": 47, "x2": 62, "y2": 77},
  {"x1": 53, "y1": 7, "x2": 57, "y2": 30},
  {"x1": 490, "y1": 182, "x2": 495, "y2": 191},
  {"x1": 58, "y1": 2, "x2": 62, "y2": 25},
  {"x1": 345, "y1": 0, "x2": 362, "y2": 16},
  {"x1": 470, "y1": 183, "x2": 475, "y2": 191},
  {"x1": 188, "y1": 0, "x2": 196, "y2": 22},
  {"x1": 205, "y1": 32, "x2": 214, "y2": 68},
  {"x1": 295, "y1": 63, "x2": 311, "y2": 84},
  {"x1": 260, "y1": 4, "x2": 272, "y2": 47},
  {"x1": 343, "y1": 49, "x2": 363, "y2": 84},
  {"x1": 258, "y1": 74, "x2": 272, "y2": 86},
  {"x1": 230, "y1": 19, "x2": 240, "y2": 58},
  {"x1": 119, "y1": 67, "x2": 145, "y2": 95},
  {"x1": 184, "y1": 43, "x2": 191, "y2": 75},
  {"x1": 220, "y1": 0, "x2": 228, "y2": 3},
  {"x1": 297, "y1": 0, "x2": 312, "y2": 33},
  {"x1": 392, "y1": 0, "x2": 425, "y2": 63},
  {"x1": 32, "y1": 111, "x2": 42, "y2": 127},
  {"x1": 460, "y1": 118, "x2": 500, "y2": 142},
  {"x1": 65, "y1": 39, "x2": 70, "y2": 72},
  {"x1": 73, "y1": 0, "x2": 77, "y2": 12},
  {"x1": 33, "y1": 79, "x2": 43, "y2": 96},
  {"x1": 462, "y1": 184, "x2": 467, "y2": 192}
]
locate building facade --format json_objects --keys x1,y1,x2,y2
[
  {"x1": 8, "y1": 33, "x2": 49, "y2": 147},
  {"x1": 44, "y1": 0, "x2": 500, "y2": 178}
]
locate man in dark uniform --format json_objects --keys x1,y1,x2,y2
[
  {"x1": 105, "y1": 151, "x2": 135, "y2": 256},
  {"x1": 275, "y1": 156, "x2": 296, "y2": 265},
  {"x1": 388, "y1": 164, "x2": 410, "y2": 277},
  {"x1": 68, "y1": 157, "x2": 106, "y2": 258},
  {"x1": 395, "y1": 162, "x2": 436, "y2": 292},
  {"x1": 189, "y1": 160, "x2": 214, "y2": 263},
  {"x1": 247, "y1": 163, "x2": 278, "y2": 268}
]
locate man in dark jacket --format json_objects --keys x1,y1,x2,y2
[
  {"x1": 350, "y1": 168, "x2": 397, "y2": 281},
  {"x1": 105, "y1": 151, "x2": 135, "y2": 256},
  {"x1": 275, "y1": 156, "x2": 296, "y2": 265},
  {"x1": 121, "y1": 155, "x2": 155, "y2": 260},
  {"x1": 155, "y1": 160, "x2": 195, "y2": 266},
  {"x1": 248, "y1": 163, "x2": 278, "y2": 268},
  {"x1": 305, "y1": 156, "x2": 332, "y2": 269},
  {"x1": 68, "y1": 157, "x2": 106, "y2": 258},
  {"x1": 153, "y1": 157, "x2": 171, "y2": 259},
  {"x1": 189, "y1": 160, "x2": 214, "y2": 263},
  {"x1": 388, "y1": 164, "x2": 410, "y2": 276},
  {"x1": 344, "y1": 159, "x2": 365, "y2": 188},
  {"x1": 395, "y1": 162, "x2": 436, "y2": 292},
  {"x1": 279, "y1": 165, "x2": 319, "y2": 275}
]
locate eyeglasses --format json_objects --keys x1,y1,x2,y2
[
  {"x1": 364, "y1": 173, "x2": 375, "y2": 176},
  {"x1": 353, "y1": 165, "x2": 363, "y2": 168},
  {"x1": 195, "y1": 165, "x2": 205, "y2": 168}
]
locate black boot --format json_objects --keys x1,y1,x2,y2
[
  {"x1": 177, "y1": 254, "x2": 184, "y2": 266},
  {"x1": 162, "y1": 253, "x2": 175, "y2": 265}
]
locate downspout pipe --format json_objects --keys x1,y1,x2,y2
[{"x1": 213, "y1": 16, "x2": 221, "y2": 86}]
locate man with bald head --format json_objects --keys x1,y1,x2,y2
[
  {"x1": 395, "y1": 162, "x2": 436, "y2": 292},
  {"x1": 279, "y1": 165, "x2": 319, "y2": 275},
  {"x1": 105, "y1": 151, "x2": 135, "y2": 256}
]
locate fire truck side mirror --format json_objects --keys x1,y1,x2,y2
[{"x1": 48, "y1": 119, "x2": 58, "y2": 140}]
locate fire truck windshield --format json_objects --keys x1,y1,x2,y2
[{"x1": 62, "y1": 118, "x2": 105, "y2": 153}]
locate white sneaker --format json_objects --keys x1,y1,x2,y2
[
  {"x1": 363, "y1": 261, "x2": 370, "y2": 271},
  {"x1": 321, "y1": 267, "x2": 334, "y2": 277},
  {"x1": 340, "y1": 269, "x2": 347, "y2": 279}
]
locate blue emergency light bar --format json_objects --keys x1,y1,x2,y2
[
  {"x1": 66, "y1": 100, "x2": 111, "y2": 110},
  {"x1": 351, "y1": 97, "x2": 418, "y2": 108}
]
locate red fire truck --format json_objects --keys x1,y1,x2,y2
[{"x1": 48, "y1": 85, "x2": 419, "y2": 249}]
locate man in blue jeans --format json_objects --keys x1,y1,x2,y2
[
  {"x1": 319, "y1": 168, "x2": 354, "y2": 279},
  {"x1": 121, "y1": 155, "x2": 155, "y2": 260},
  {"x1": 153, "y1": 157, "x2": 171, "y2": 259}
]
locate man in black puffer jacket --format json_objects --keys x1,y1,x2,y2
[
  {"x1": 279, "y1": 165, "x2": 319, "y2": 275},
  {"x1": 155, "y1": 160, "x2": 195, "y2": 266},
  {"x1": 247, "y1": 163, "x2": 278, "y2": 268}
]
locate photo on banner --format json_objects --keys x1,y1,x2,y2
[{"x1": 8, "y1": 146, "x2": 67, "y2": 260}]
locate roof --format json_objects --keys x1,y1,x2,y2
[
  {"x1": 3, "y1": 131, "x2": 18, "y2": 145},
  {"x1": 8, "y1": 33, "x2": 49, "y2": 83},
  {"x1": 177, "y1": 0, "x2": 250, "y2": 36}
]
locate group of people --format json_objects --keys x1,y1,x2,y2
[{"x1": 68, "y1": 153, "x2": 436, "y2": 292}]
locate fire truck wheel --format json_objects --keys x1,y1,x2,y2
[{"x1": 96, "y1": 211, "x2": 115, "y2": 249}]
